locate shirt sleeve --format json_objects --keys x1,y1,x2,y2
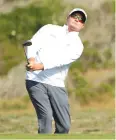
[
  {"x1": 26, "y1": 24, "x2": 51, "y2": 59},
  {"x1": 40, "y1": 35, "x2": 84, "y2": 70}
]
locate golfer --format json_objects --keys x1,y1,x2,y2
[{"x1": 25, "y1": 8, "x2": 87, "y2": 134}]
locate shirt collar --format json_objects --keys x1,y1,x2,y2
[{"x1": 63, "y1": 25, "x2": 79, "y2": 35}]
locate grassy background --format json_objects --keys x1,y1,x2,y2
[
  {"x1": 0, "y1": 0, "x2": 115, "y2": 103},
  {"x1": 0, "y1": 96, "x2": 115, "y2": 139}
]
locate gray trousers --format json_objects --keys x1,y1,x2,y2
[{"x1": 26, "y1": 80, "x2": 71, "y2": 134}]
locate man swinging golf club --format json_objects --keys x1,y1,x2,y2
[{"x1": 24, "y1": 8, "x2": 87, "y2": 134}]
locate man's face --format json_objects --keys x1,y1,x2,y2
[{"x1": 67, "y1": 12, "x2": 85, "y2": 32}]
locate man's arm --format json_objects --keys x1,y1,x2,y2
[
  {"x1": 26, "y1": 25, "x2": 52, "y2": 71},
  {"x1": 26, "y1": 43, "x2": 83, "y2": 71},
  {"x1": 40, "y1": 37, "x2": 84, "y2": 70}
]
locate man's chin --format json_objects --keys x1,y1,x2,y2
[{"x1": 70, "y1": 26, "x2": 78, "y2": 32}]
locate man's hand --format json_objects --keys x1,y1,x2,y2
[{"x1": 26, "y1": 58, "x2": 44, "y2": 71}]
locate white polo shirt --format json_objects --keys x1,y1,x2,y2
[{"x1": 26, "y1": 24, "x2": 84, "y2": 87}]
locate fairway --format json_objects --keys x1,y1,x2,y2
[
  {"x1": 0, "y1": 101, "x2": 115, "y2": 140},
  {"x1": 0, "y1": 134, "x2": 115, "y2": 139}
]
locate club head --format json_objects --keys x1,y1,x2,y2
[{"x1": 22, "y1": 40, "x2": 32, "y2": 47}]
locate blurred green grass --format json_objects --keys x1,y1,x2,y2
[
  {"x1": 0, "y1": 101, "x2": 114, "y2": 136},
  {"x1": 0, "y1": 133, "x2": 115, "y2": 139}
]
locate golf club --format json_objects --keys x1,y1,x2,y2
[
  {"x1": 22, "y1": 40, "x2": 32, "y2": 47},
  {"x1": 22, "y1": 40, "x2": 32, "y2": 63}
]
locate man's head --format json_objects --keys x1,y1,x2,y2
[{"x1": 67, "y1": 8, "x2": 87, "y2": 32}]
